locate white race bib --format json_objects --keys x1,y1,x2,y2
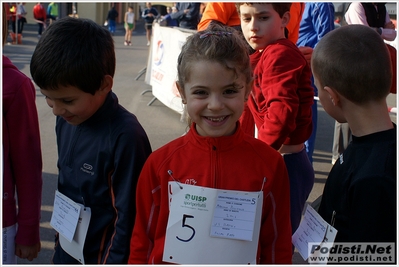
[
  {"x1": 50, "y1": 190, "x2": 91, "y2": 264},
  {"x1": 163, "y1": 182, "x2": 263, "y2": 264},
  {"x1": 292, "y1": 204, "x2": 337, "y2": 263}
]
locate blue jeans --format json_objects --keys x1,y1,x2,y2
[{"x1": 108, "y1": 20, "x2": 116, "y2": 33}]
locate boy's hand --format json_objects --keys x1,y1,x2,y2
[
  {"x1": 15, "y1": 242, "x2": 41, "y2": 261},
  {"x1": 298, "y1": 46, "x2": 313, "y2": 66}
]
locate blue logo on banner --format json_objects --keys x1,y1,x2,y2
[{"x1": 154, "y1": 40, "x2": 164, "y2": 66}]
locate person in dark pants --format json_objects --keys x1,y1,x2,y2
[
  {"x1": 17, "y1": 3, "x2": 27, "y2": 34},
  {"x1": 142, "y1": 2, "x2": 158, "y2": 46},
  {"x1": 106, "y1": 5, "x2": 118, "y2": 35},
  {"x1": 32, "y1": 2, "x2": 46, "y2": 38}
]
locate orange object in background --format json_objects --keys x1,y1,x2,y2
[{"x1": 287, "y1": 2, "x2": 305, "y2": 43}]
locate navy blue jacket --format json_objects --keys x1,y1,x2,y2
[
  {"x1": 142, "y1": 7, "x2": 158, "y2": 24},
  {"x1": 52, "y1": 92, "x2": 152, "y2": 264}
]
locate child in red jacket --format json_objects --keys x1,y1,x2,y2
[
  {"x1": 237, "y1": 3, "x2": 315, "y2": 236},
  {"x1": 128, "y1": 23, "x2": 292, "y2": 264}
]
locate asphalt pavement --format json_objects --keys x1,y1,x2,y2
[{"x1": 3, "y1": 20, "x2": 396, "y2": 265}]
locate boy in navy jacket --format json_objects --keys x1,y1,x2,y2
[{"x1": 30, "y1": 17, "x2": 152, "y2": 264}]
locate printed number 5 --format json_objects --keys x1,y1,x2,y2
[{"x1": 176, "y1": 214, "x2": 195, "y2": 242}]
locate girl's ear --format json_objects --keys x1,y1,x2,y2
[
  {"x1": 176, "y1": 81, "x2": 187, "y2": 104},
  {"x1": 281, "y1": 11, "x2": 290, "y2": 28},
  {"x1": 99, "y1": 75, "x2": 113, "y2": 95}
]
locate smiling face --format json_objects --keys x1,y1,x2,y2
[
  {"x1": 40, "y1": 81, "x2": 110, "y2": 126},
  {"x1": 239, "y1": 3, "x2": 289, "y2": 51},
  {"x1": 177, "y1": 60, "x2": 251, "y2": 137}
]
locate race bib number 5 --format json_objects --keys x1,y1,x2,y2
[{"x1": 163, "y1": 182, "x2": 263, "y2": 264}]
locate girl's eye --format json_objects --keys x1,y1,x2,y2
[
  {"x1": 224, "y1": 89, "x2": 238, "y2": 95},
  {"x1": 193, "y1": 90, "x2": 207, "y2": 95}
]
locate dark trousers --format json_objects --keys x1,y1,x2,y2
[
  {"x1": 36, "y1": 18, "x2": 45, "y2": 35},
  {"x1": 283, "y1": 148, "x2": 315, "y2": 234},
  {"x1": 17, "y1": 18, "x2": 26, "y2": 33}
]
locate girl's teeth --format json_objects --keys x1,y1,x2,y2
[{"x1": 208, "y1": 117, "x2": 225, "y2": 122}]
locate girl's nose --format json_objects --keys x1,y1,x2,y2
[{"x1": 207, "y1": 95, "x2": 224, "y2": 111}]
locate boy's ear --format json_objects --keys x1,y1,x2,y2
[
  {"x1": 176, "y1": 81, "x2": 187, "y2": 104},
  {"x1": 281, "y1": 11, "x2": 290, "y2": 28},
  {"x1": 99, "y1": 75, "x2": 113, "y2": 95},
  {"x1": 324, "y1": 86, "x2": 340, "y2": 106}
]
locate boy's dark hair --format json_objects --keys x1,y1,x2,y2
[
  {"x1": 312, "y1": 24, "x2": 392, "y2": 104},
  {"x1": 30, "y1": 17, "x2": 115, "y2": 95},
  {"x1": 177, "y1": 22, "x2": 252, "y2": 89},
  {"x1": 235, "y1": 3, "x2": 291, "y2": 18}
]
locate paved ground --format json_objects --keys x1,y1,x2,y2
[{"x1": 4, "y1": 20, "x2": 396, "y2": 265}]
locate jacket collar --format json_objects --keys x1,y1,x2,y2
[
  {"x1": 80, "y1": 91, "x2": 118, "y2": 127},
  {"x1": 187, "y1": 122, "x2": 246, "y2": 152}
]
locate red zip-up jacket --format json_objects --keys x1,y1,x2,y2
[
  {"x1": 33, "y1": 3, "x2": 46, "y2": 20},
  {"x1": 241, "y1": 38, "x2": 314, "y2": 150},
  {"x1": 129, "y1": 123, "x2": 292, "y2": 264},
  {"x1": 2, "y1": 55, "x2": 42, "y2": 246}
]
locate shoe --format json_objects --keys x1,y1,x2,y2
[
  {"x1": 147, "y1": 41, "x2": 150, "y2": 46},
  {"x1": 124, "y1": 41, "x2": 128, "y2": 46},
  {"x1": 128, "y1": 41, "x2": 132, "y2": 46}
]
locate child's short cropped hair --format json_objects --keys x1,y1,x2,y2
[
  {"x1": 30, "y1": 17, "x2": 115, "y2": 95},
  {"x1": 235, "y1": 3, "x2": 291, "y2": 18},
  {"x1": 312, "y1": 24, "x2": 392, "y2": 104}
]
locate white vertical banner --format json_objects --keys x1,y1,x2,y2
[{"x1": 148, "y1": 23, "x2": 195, "y2": 114}]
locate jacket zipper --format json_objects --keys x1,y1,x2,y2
[
  {"x1": 66, "y1": 126, "x2": 82, "y2": 167},
  {"x1": 211, "y1": 145, "x2": 217, "y2": 187}
]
